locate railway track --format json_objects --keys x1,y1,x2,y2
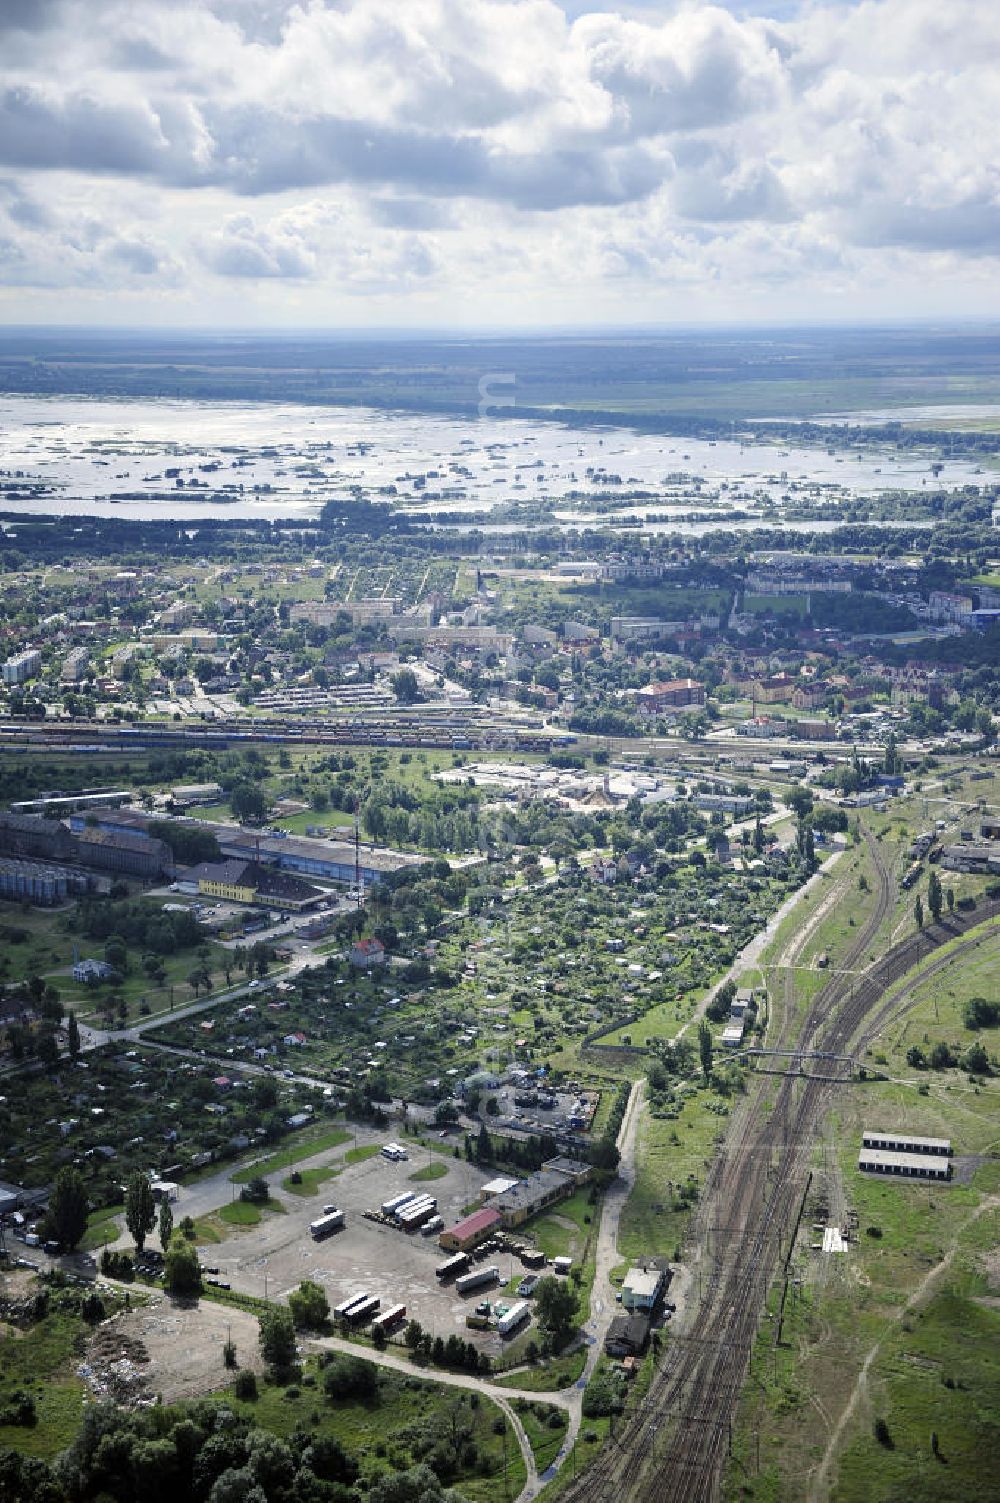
[{"x1": 562, "y1": 836, "x2": 1000, "y2": 1503}]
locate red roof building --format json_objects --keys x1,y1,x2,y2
[{"x1": 437, "y1": 1207, "x2": 501, "y2": 1252}]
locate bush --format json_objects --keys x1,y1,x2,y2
[
  {"x1": 233, "y1": 1369, "x2": 258, "y2": 1400},
  {"x1": 0, "y1": 1390, "x2": 36, "y2": 1427},
  {"x1": 874, "y1": 1416, "x2": 894, "y2": 1448},
  {"x1": 288, "y1": 1279, "x2": 330, "y2": 1331},
  {"x1": 322, "y1": 1354, "x2": 378, "y2": 1401},
  {"x1": 241, "y1": 1177, "x2": 270, "y2": 1206}
]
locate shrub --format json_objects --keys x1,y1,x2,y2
[{"x1": 233, "y1": 1370, "x2": 258, "y2": 1400}]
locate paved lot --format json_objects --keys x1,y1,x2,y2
[{"x1": 196, "y1": 1146, "x2": 521, "y2": 1343}]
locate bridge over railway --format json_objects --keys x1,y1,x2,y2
[{"x1": 734, "y1": 1046, "x2": 855, "y2": 1080}]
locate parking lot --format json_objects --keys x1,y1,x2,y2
[{"x1": 196, "y1": 1146, "x2": 529, "y2": 1344}]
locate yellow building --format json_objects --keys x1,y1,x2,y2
[{"x1": 194, "y1": 859, "x2": 258, "y2": 904}]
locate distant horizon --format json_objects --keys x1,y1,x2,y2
[{"x1": 2, "y1": 318, "x2": 1000, "y2": 339}]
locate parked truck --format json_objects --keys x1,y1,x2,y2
[
  {"x1": 497, "y1": 1300, "x2": 531, "y2": 1338},
  {"x1": 372, "y1": 1303, "x2": 406, "y2": 1333},
  {"x1": 455, "y1": 1265, "x2": 500, "y2": 1296},
  {"x1": 381, "y1": 1192, "x2": 418, "y2": 1217},
  {"x1": 310, "y1": 1210, "x2": 345, "y2": 1240},
  {"x1": 333, "y1": 1291, "x2": 371, "y2": 1321},
  {"x1": 344, "y1": 1295, "x2": 380, "y2": 1326},
  {"x1": 436, "y1": 1252, "x2": 471, "y2": 1281}
]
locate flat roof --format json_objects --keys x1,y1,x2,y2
[
  {"x1": 488, "y1": 1169, "x2": 568, "y2": 1210},
  {"x1": 623, "y1": 1268, "x2": 662, "y2": 1298},
  {"x1": 858, "y1": 1149, "x2": 950, "y2": 1174},
  {"x1": 543, "y1": 1156, "x2": 591, "y2": 1178},
  {"x1": 862, "y1": 1130, "x2": 951, "y2": 1152},
  {"x1": 481, "y1": 1176, "x2": 519, "y2": 1197}
]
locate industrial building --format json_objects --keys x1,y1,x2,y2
[
  {"x1": 939, "y1": 843, "x2": 1000, "y2": 875},
  {"x1": 0, "y1": 810, "x2": 169, "y2": 879},
  {"x1": 0, "y1": 812, "x2": 80, "y2": 864},
  {"x1": 0, "y1": 859, "x2": 89, "y2": 906},
  {"x1": 69, "y1": 807, "x2": 426, "y2": 888},
  {"x1": 75, "y1": 828, "x2": 170, "y2": 879},
  {"x1": 486, "y1": 1169, "x2": 572, "y2": 1228},
  {"x1": 479, "y1": 1176, "x2": 519, "y2": 1203}
]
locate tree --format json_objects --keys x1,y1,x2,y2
[
  {"x1": 787, "y1": 786, "x2": 814, "y2": 820},
  {"x1": 258, "y1": 1305, "x2": 297, "y2": 1374},
  {"x1": 534, "y1": 1276, "x2": 578, "y2": 1349},
  {"x1": 36, "y1": 1029, "x2": 59, "y2": 1070},
  {"x1": 927, "y1": 870, "x2": 943, "y2": 924},
  {"x1": 67, "y1": 1010, "x2": 80, "y2": 1061},
  {"x1": 48, "y1": 1166, "x2": 88, "y2": 1251},
  {"x1": 125, "y1": 1171, "x2": 156, "y2": 1254},
  {"x1": 698, "y1": 1018, "x2": 713, "y2": 1081},
  {"x1": 288, "y1": 1279, "x2": 330, "y2": 1330},
  {"x1": 391, "y1": 669, "x2": 419, "y2": 704},
  {"x1": 164, "y1": 1230, "x2": 202, "y2": 1295},
  {"x1": 963, "y1": 1041, "x2": 990, "y2": 1076},
  {"x1": 158, "y1": 1199, "x2": 174, "y2": 1253},
  {"x1": 231, "y1": 783, "x2": 268, "y2": 824},
  {"x1": 914, "y1": 895, "x2": 924, "y2": 930}
]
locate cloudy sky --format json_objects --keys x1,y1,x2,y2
[{"x1": 0, "y1": 0, "x2": 997, "y2": 326}]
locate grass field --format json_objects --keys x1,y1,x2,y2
[
  {"x1": 495, "y1": 1347, "x2": 587, "y2": 1392},
  {"x1": 79, "y1": 1201, "x2": 124, "y2": 1251},
  {"x1": 409, "y1": 1159, "x2": 449, "y2": 1183},
  {"x1": 281, "y1": 1164, "x2": 343, "y2": 1197},
  {"x1": 230, "y1": 1126, "x2": 352, "y2": 1183},
  {"x1": 0, "y1": 1307, "x2": 91, "y2": 1460},
  {"x1": 194, "y1": 1194, "x2": 285, "y2": 1241}
]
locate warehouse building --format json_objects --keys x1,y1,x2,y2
[
  {"x1": 437, "y1": 1207, "x2": 501, "y2": 1252},
  {"x1": 861, "y1": 1131, "x2": 951, "y2": 1157},
  {"x1": 857, "y1": 1147, "x2": 951, "y2": 1181}
]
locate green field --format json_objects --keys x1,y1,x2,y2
[{"x1": 230, "y1": 1126, "x2": 352, "y2": 1183}]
